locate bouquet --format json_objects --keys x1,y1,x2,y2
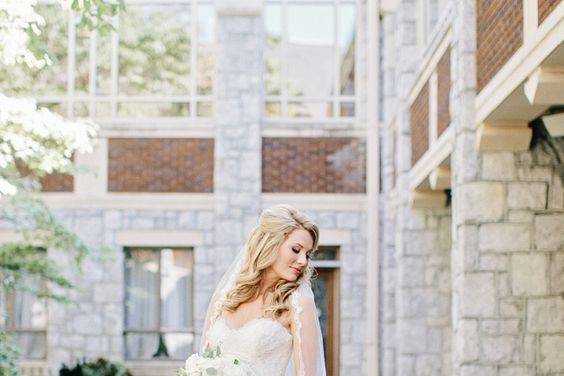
[{"x1": 177, "y1": 344, "x2": 255, "y2": 376}]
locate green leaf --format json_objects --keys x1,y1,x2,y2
[{"x1": 205, "y1": 368, "x2": 217, "y2": 375}]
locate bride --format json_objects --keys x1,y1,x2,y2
[{"x1": 198, "y1": 204, "x2": 326, "y2": 376}]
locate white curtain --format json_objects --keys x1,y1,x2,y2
[
  {"x1": 13, "y1": 276, "x2": 47, "y2": 359},
  {"x1": 125, "y1": 249, "x2": 159, "y2": 359}
]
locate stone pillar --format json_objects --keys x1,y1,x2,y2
[
  {"x1": 451, "y1": 2, "x2": 564, "y2": 374},
  {"x1": 379, "y1": 7, "x2": 398, "y2": 376},
  {"x1": 213, "y1": 1, "x2": 263, "y2": 279},
  {"x1": 393, "y1": 0, "x2": 453, "y2": 374}
]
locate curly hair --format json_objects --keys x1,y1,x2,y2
[{"x1": 221, "y1": 204, "x2": 319, "y2": 320}]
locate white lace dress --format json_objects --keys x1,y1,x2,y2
[
  {"x1": 201, "y1": 285, "x2": 324, "y2": 376},
  {"x1": 206, "y1": 315, "x2": 293, "y2": 375}
]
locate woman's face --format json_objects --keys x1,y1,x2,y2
[{"x1": 270, "y1": 228, "x2": 314, "y2": 282}]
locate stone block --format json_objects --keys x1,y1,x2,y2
[
  {"x1": 499, "y1": 298, "x2": 525, "y2": 318},
  {"x1": 534, "y1": 214, "x2": 564, "y2": 251},
  {"x1": 398, "y1": 257, "x2": 425, "y2": 287},
  {"x1": 461, "y1": 272, "x2": 495, "y2": 317},
  {"x1": 499, "y1": 367, "x2": 533, "y2": 376},
  {"x1": 457, "y1": 182, "x2": 504, "y2": 223},
  {"x1": 511, "y1": 254, "x2": 547, "y2": 296},
  {"x1": 516, "y1": 166, "x2": 553, "y2": 182},
  {"x1": 453, "y1": 319, "x2": 479, "y2": 363},
  {"x1": 526, "y1": 297, "x2": 564, "y2": 333},
  {"x1": 93, "y1": 283, "x2": 123, "y2": 303},
  {"x1": 480, "y1": 319, "x2": 521, "y2": 335},
  {"x1": 397, "y1": 319, "x2": 427, "y2": 353},
  {"x1": 480, "y1": 336, "x2": 519, "y2": 364},
  {"x1": 507, "y1": 182, "x2": 547, "y2": 210},
  {"x1": 550, "y1": 252, "x2": 564, "y2": 294},
  {"x1": 481, "y1": 152, "x2": 515, "y2": 181},
  {"x1": 548, "y1": 172, "x2": 563, "y2": 209},
  {"x1": 540, "y1": 335, "x2": 564, "y2": 373},
  {"x1": 478, "y1": 254, "x2": 508, "y2": 271},
  {"x1": 459, "y1": 365, "x2": 496, "y2": 376},
  {"x1": 478, "y1": 223, "x2": 530, "y2": 252},
  {"x1": 415, "y1": 354, "x2": 442, "y2": 376}
]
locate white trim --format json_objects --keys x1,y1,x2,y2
[
  {"x1": 115, "y1": 230, "x2": 204, "y2": 246},
  {"x1": 39, "y1": 193, "x2": 215, "y2": 209},
  {"x1": 318, "y1": 228, "x2": 352, "y2": 245},
  {"x1": 523, "y1": 65, "x2": 564, "y2": 104},
  {"x1": 312, "y1": 260, "x2": 341, "y2": 268},
  {"x1": 262, "y1": 124, "x2": 366, "y2": 137},
  {"x1": 408, "y1": 28, "x2": 452, "y2": 105},
  {"x1": 475, "y1": 3, "x2": 564, "y2": 124},
  {"x1": 262, "y1": 193, "x2": 366, "y2": 210},
  {"x1": 524, "y1": 0, "x2": 539, "y2": 44},
  {"x1": 428, "y1": 70, "x2": 438, "y2": 144},
  {"x1": 408, "y1": 125, "x2": 453, "y2": 191}
]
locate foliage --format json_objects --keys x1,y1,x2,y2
[{"x1": 59, "y1": 358, "x2": 132, "y2": 376}]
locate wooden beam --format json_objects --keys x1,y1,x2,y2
[
  {"x1": 429, "y1": 166, "x2": 451, "y2": 190},
  {"x1": 476, "y1": 122, "x2": 532, "y2": 152},
  {"x1": 409, "y1": 190, "x2": 447, "y2": 209},
  {"x1": 524, "y1": 66, "x2": 564, "y2": 105}
]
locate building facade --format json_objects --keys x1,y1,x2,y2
[
  {"x1": 379, "y1": 0, "x2": 563, "y2": 375},
  {"x1": 0, "y1": 1, "x2": 372, "y2": 375}
]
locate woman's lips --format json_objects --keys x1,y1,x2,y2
[{"x1": 290, "y1": 266, "x2": 302, "y2": 275}]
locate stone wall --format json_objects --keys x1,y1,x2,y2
[{"x1": 46, "y1": 208, "x2": 216, "y2": 374}]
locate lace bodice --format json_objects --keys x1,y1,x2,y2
[{"x1": 206, "y1": 315, "x2": 293, "y2": 376}]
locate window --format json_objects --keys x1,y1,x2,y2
[
  {"x1": 124, "y1": 247, "x2": 194, "y2": 360},
  {"x1": 0, "y1": 1, "x2": 215, "y2": 119},
  {"x1": 0, "y1": 274, "x2": 48, "y2": 360},
  {"x1": 264, "y1": 1, "x2": 357, "y2": 119},
  {"x1": 311, "y1": 246, "x2": 340, "y2": 376}
]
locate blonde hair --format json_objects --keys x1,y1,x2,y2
[{"x1": 222, "y1": 204, "x2": 319, "y2": 320}]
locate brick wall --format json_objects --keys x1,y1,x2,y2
[
  {"x1": 538, "y1": 0, "x2": 562, "y2": 25},
  {"x1": 40, "y1": 173, "x2": 73, "y2": 192},
  {"x1": 262, "y1": 137, "x2": 366, "y2": 193},
  {"x1": 476, "y1": 0, "x2": 523, "y2": 93},
  {"x1": 108, "y1": 138, "x2": 214, "y2": 192},
  {"x1": 410, "y1": 83, "x2": 429, "y2": 167},
  {"x1": 437, "y1": 47, "x2": 451, "y2": 137}
]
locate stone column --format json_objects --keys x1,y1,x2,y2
[
  {"x1": 213, "y1": 1, "x2": 263, "y2": 280},
  {"x1": 451, "y1": 1, "x2": 564, "y2": 374},
  {"x1": 393, "y1": 1, "x2": 453, "y2": 374}
]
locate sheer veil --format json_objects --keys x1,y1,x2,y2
[{"x1": 198, "y1": 243, "x2": 327, "y2": 376}]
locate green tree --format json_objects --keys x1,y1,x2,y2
[{"x1": 0, "y1": 1, "x2": 123, "y2": 374}]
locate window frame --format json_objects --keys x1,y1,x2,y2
[{"x1": 123, "y1": 246, "x2": 195, "y2": 361}]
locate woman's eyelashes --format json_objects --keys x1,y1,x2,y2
[{"x1": 292, "y1": 247, "x2": 312, "y2": 259}]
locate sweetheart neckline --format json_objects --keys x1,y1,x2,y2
[{"x1": 217, "y1": 316, "x2": 292, "y2": 339}]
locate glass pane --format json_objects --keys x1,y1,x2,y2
[
  {"x1": 286, "y1": 5, "x2": 334, "y2": 98},
  {"x1": 13, "y1": 284, "x2": 47, "y2": 330},
  {"x1": 164, "y1": 333, "x2": 193, "y2": 359},
  {"x1": 161, "y1": 249, "x2": 193, "y2": 330},
  {"x1": 310, "y1": 273, "x2": 329, "y2": 364},
  {"x1": 265, "y1": 101, "x2": 281, "y2": 117},
  {"x1": 74, "y1": 102, "x2": 89, "y2": 117},
  {"x1": 340, "y1": 102, "x2": 355, "y2": 117},
  {"x1": 313, "y1": 246, "x2": 339, "y2": 261},
  {"x1": 14, "y1": 332, "x2": 46, "y2": 360},
  {"x1": 124, "y1": 333, "x2": 159, "y2": 360},
  {"x1": 288, "y1": 101, "x2": 332, "y2": 118},
  {"x1": 265, "y1": 4, "x2": 282, "y2": 96},
  {"x1": 96, "y1": 31, "x2": 112, "y2": 96},
  {"x1": 117, "y1": 103, "x2": 189, "y2": 117},
  {"x1": 339, "y1": 5, "x2": 355, "y2": 95},
  {"x1": 119, "y1": 5, "x2": 191, "y2": 95},
  {"x1": 75, "y1": 27, "x2": 90, "y2": 95},
  {"x1": 0, "y1": 5, "x2": 68, "y2": 96},
  {"x1": 93, "y1": 102, "x2": 112, "y2": 117},
  {"x1": 37, "y1": 102, "x2": 66, "y2": 116},
  {"x1": 125, "y1": 249, "x2": 159, "y2": 330},
  {"x1": 196, "y1": 102, "x2": 212, "y2": 117},
  {"x1": 197, "y1": 5, "x2": 214, "y2": 95}
]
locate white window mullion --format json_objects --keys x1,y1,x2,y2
[
  {"x1": 354, "y1": 0, "x2": 360, "y2": 121},
  {"x1": 89, "y1": 30, "x2": 98, "y2": 116},
  {"x1": 67, "y1": 10, "x2": 76, "y2": 119},
  {"x1": 281, "y1": 0, "x2": 288, "y2": 117},
  {"x1": 111, "y1": 14, "x2": 120, "y2": 117},
  {"x1": 333, "y1": 0, "x2": 339, "y2": 118},
  {"x1": 191, "y1": 0, "x2": 198, "y2": 119}
]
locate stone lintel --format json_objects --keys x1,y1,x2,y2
[
  {"x1": 524, "y1": 65, "x2": 564, "y2": 105},
  {"x1": 429, "y1": 166, "x2": 451, "y2": 190},
  {"x1": 409, "y1": 189, "x2": 447, "y2": 209},
  {"x1": 476, "y1": 122, "x2": 532, "y2": 152}
]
